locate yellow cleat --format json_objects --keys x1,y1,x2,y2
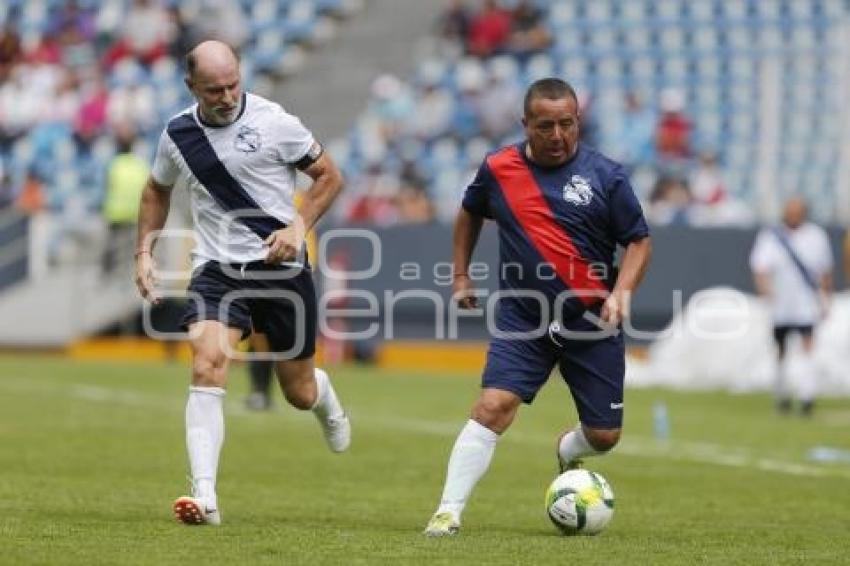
[{"x1": 423, "y1": 512, "x2": 460, "y2": 537}]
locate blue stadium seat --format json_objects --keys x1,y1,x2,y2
[
  {"x1": 281, "y1": 0, "x2": 318, "y2": 42},
  {"x1": 523, "y1": 53, "x2": 555, "y2": 82}
]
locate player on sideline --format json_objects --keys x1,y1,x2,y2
[
  {"x1": 424, "y1": 78, "x2": 652, "y2": 536},
  {"x1": 134, "y1": 40, "x2": 350, "y2": 526},
  {"x1": 749, "y1": 197, "x2": 833, "y2": 416}
]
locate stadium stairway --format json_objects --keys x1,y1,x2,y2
[
  {"x1": 0, "y1": 266, "x2": 139, "y2": 347},
  {"x1": 272, "y1": 0, "x2": 437, "y2": 141}
]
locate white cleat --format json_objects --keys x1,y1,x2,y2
[
  {"x1": 424, "y1": 512, "x2": 460, "y2": 537},
  {"x1": 320, "y1": 413, "x2": 351, "y2": 453},
  {"x1": 172, "y1": 496, "x2": 221, "y2": 526}
]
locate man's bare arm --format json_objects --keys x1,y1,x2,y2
[
  {"x1": 601, "y1": 236, "x2": 652, "y2": 325},
  {"x1": 452, "y1": 207, "x2": 485, "y2": 309},
  {"x1": 135, "y1": 176, "x2": 173, "y2": 303}
]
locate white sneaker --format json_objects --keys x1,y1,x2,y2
[
  {"x1": 172, "y1": 496, "x2": 221, "y2": 526},
  {"x1": 320, "y1": 412, "x2": 351, "y2": 453}
]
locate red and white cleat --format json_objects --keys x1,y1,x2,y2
[{"x1": 172, "y1": 496, "x2": 221, "y2": 526}]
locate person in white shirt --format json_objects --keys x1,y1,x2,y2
[
  {"x1": 749, "y1": 198, "x2": 834, "y2": 416},
  {"x1": 134, "y1": 40, "x2": 350, "y2": 525}
]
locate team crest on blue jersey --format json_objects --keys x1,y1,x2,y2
[
  {"x1": 234, "y1": 125, "x2": 262, "y2": 153},
  {"x1": 563, "y1": 175, "x2": 593, "y2": 206}
]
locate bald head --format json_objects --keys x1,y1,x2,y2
[
  {"x1": 782, "y1": 197, "x2": 808, "y2": 230},
  {"x1": 185, "y1": 40, "x2": 242, "y2": 126},
  {"x1": 186, "y1": 40, "x2": 240, "y2": 81}
]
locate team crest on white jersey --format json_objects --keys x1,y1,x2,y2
[
  {"x1": 563, "y1": 175, "x2": 593, "y2": 206},
  {"x1": 234, "y1": 125, "x2": 262, "y2": 153}
]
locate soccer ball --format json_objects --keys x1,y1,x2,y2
[{"x1": 545, "y1": 469, "x2": 614, "y2": 535}]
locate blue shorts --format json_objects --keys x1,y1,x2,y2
[
  {"x1": 481, "y1": 313, "x2": 625, "y2": 429},
  {"x1": 181, "y1": 260, "x2": 317, "y2": 359}
]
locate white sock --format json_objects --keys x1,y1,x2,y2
[
  {"x1": 775, "y1": 356, "x2": 790, "y2": 401},
  {"x1": 186, "y1": 386, "x2": 225, "y2": 508},
  {"x1": 311, "y1": 368, "x2": 344, "y2": 420},
  {"x1": 558, "y1": 425, "x2": 605, "y2": 464},
  {"x1": 436, "y1": 419, "x2": 500, "y2": 519},
  {"x1": 795, "y1": 352, "x2": 818, "y2": 404}
]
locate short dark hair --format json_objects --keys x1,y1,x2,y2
[
  {"x1": 185, "y1": 42, "x2": 240, "y2": 79},
  {"x1": 523, "y1": 78, "x2": 578, "y2": 117}
]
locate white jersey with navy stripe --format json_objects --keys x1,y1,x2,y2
[
  {"x1": 151, "y1": 92, "x2": 315, "y2": 269},
  {"x1": 749, "y1": 222, "x2": 833, "y2": 326}
]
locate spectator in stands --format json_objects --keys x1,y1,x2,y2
[
  {"x1": 437, "y1": 0, "x2": 470, "y2": 50},
  {"x1": 647, "y1": 176, "x2": 692, "y2": 225},
  {"x1": 344, "y1": 162, "x2": 400, "y2": 226},
  {"x1": 396, "y1": 160, "x2": 434, "y2": 224},
  {"x1": 396, "y1": 186, "x2": 434, "y2": 224},
  {"x1": 0, "y1": 56, "x2": 57, "y2": 147},
  {"x1": 655, "y1": 88, "x2": 692, "y2": 167},
  {"x1": 0, "y1": 160, "x2": 12, "y2": 209},
  {"x1": 166, "y1": 6, "x2": 196, "y2": 61},
  {"x1": 750, "y1": 197, "x2": 834, "y2": 417},
  {"x1": 106, "y1": 82, "x2": 158, "y2": 134},
  {"x1": 14, "y1": 168, "x2": 46, "y2": 215},
  {"x1": 48, "y1": 0, "x2": 96, "y2": 43},
  {"x1": 467, "y1": 0, "x2": 512, "y2": 58},
  {"x1": 0, "y1": 21, "x2": 22, "y2": 82},
  {"x1": 507, "y1": 0, "x2": 552, "y2": 61},
  {"x1": 74, "y1": 73, "x2": 109, "y2": 152},
  {"x1": 51, "y1": 70, "x2": 82, "y2": 127},
  {"x1": 49, "y1": 0, "x2": 97, "y2": 67},
  {"x1": 102, "y1": 128, "x2": 148, "y2": 274},
  {"x1": 689, "y1": 151, "x2": 727, "y2": 206},
  {"x1": 103, "y1": 0, "x2": 175, "y2": 69}
]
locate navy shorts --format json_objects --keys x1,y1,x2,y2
[
  {"x1": 181, "y1": 260, "x2": 317, "y2": 359},
  {"x1": 481, "y1": 312, "x2": 625, "y2": 428},
  {"x1": 772, "y1": 324, "x2": 814, "y2": 355}
]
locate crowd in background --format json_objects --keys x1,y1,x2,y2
[
  {"x1": 0, "y1": 0, "x2": 252, "y2": 219},
  {"x1": 0, "y1": 0, "x2": 840, "y2": 235},
  {"x1": 334, "y1": 0, "x2": 758, "y2": 228}
]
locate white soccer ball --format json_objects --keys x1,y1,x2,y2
[{"x1": 545, "y1": 469, "x2": 615, "y2": 535}]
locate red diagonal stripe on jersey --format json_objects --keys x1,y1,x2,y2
[{"x1": 487, "y1": 146, "x2": 607, "y2": 307}]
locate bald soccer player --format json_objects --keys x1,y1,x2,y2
[
  {"x1": 135, "y1": 41, "x2": 350, "y2": 525},
  {"x1": 750, "y1": 197, "x2": 834, "y2": 416}
]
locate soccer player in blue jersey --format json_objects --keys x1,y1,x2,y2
[
  {"x1": 134, "y1": 41, "x2": 350, "y2": 526},
  {"x1": 425, "y1": 78, "x2": 652, "y2": 536}
]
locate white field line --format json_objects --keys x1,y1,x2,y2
[{"x1": 2, "y1": 378, "x2": 850, "y2": 480}]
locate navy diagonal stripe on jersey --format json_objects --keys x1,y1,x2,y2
[{"x1": 167, "y1": 113, "x2": 285, "y2": 239}]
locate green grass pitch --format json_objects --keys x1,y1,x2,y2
[{"x1": 1, "y1": 354, "x2": 849, "y2": 565}]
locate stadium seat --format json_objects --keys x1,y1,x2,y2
[
  {"x1": 619, "y1": 1, "x2": 647, "y2": 26},
  {"x1": 523, "y1": 53, "x2": 555, "y2": 82},
  {"x1": 655, "y1": 0, "x2": 683, "y2": 23},
  {"x1": 463, "y1": 137, "x2": 491, "y2": 168}
]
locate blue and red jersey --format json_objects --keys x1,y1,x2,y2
[{"x1": 462, "y1": 142, "x2": 649, "y2": 328}]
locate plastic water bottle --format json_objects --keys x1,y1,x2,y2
[
  {"x1": 807, "y1": 446, "x2": 850, "y2": 464},
  {"x1": 653, "y1": 402, "x2": 670, "y2": 441}
]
